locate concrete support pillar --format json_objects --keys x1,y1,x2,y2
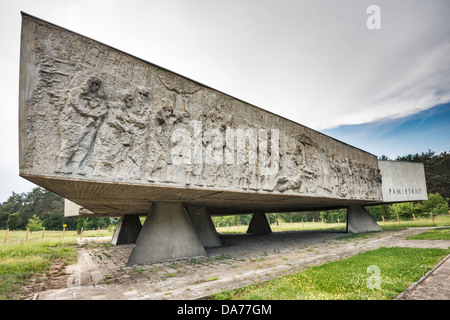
[
  {"x1": 126, "y1": 202, "x2": 207, "y2": 266},
  {"x1": 186, "y1": 207, "x2": 222, "y2": 248},
  {"x1": 247, "y1": 213, "x2": 272, "y2": 234},
  {"x1": 346, "y1": 205, "x2": 382, "y2": 233},
  {"x1": 111, "y1": 214, "x2": 142, "y2": 245}
]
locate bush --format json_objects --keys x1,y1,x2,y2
[
  {"x1": 417, "y1": 193, "x2": 449, "y2": 216},
  {"x1": 390, "y1": 202, "x2": 418, "y2": 220},
  {"x1": 368, "y1": 205, "x2": 390, "y2": 221},
  {"x1": 26, "y1": 214, "x2": 45, "y2": 231},
  {"x1": 369, "y1": 193, "x2": 449, "y2": 221}
]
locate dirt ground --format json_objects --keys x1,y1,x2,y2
[{"x1": 21, "y1": 259, "x2": 72, "y2": 300}]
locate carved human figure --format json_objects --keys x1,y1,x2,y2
[
  {"x1": 55, "y1": 76, "x2": 108, "y2": 175},
  {"x1": 91, "y1": 87, "x2": 151, "y2": 179},
  {"x1": 114, "y1": 87, "x2": 152, "y2": 180},
  {"x1": 147, "y1": 95, "x2": 188, "y2": 183}
]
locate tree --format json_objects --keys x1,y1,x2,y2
[
  {"x1": 320, "y1": 209, "x2": 347, "y2": 223},
  {"x1": 417, "y1": 193, "x2": 449, "y2": 216},
  {"x1": 0, "y1": 187, "x2": 113, "y2": 230},
  {"x1": 26, "y1": 214, "x2": 45, "y2": 231},
  {"x1": 77, "y1": 217, "x2": 87, "y2": 234},
  {"x1": 6, "y1": 212, "x2": 21, "y2": 230},
  {"x1": 0, "y1": 192, "x2": 26, "y2": 229}
]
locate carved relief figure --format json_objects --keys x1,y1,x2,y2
[
  {"x1": 55, "y1": 76, "x2": 108, "y2": 175},
  {"x1": 113, "y1": 87, "x2": 152, "y2": 180}
]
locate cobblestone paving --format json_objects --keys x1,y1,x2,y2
[{"x1": 35, "y1": 227, "x2": 450, "y2": 300}]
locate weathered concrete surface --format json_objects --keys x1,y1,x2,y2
[
  {"x1": 346, "y1": 205, "x2": 382, "y2": 233},
  {"x1": 19, "y1": 13, "x2": 385, "y2": 217},
  {"x1": 378, "y1": 160, "x2": 428, "y2": 203},
  {"x1": 111, "y1": 215, "x2": 142, "y2": 245},
  {"x1": 247, "y1": 213, "x2": 272, "y2": 234},
  {"x1": 186, "y1": 207, "x2": 222, "y2": 248},
  {"x1": 126, "y1": 202, "x2": 206, "y2": 266}
]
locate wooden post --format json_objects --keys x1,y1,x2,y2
[
  {"x1": 41, "y1": 227, "x2": 45, "y2": 241},
  {"x1": 396, "y1": 214, "x2": 400, "y2": 224},
  {"x1": 337, "y1": 218, "x2": 340, "y2": 226},
  {"x1": 25, "y1": 228, "x2": 29, "y2": 242},
  {"x1": 3, "y1": 228, "x2": 8, "y2": 243},
  {"x1": 430, "y1": 212, "x2": 435, "y2": 224},
  {"x1": 80, "y1": 227, "x2": 84, "y2": 240},
  {"x1": 62, "y1": 227, "x2": 66, "y2": 239},
  {"x1": 382, "y1": 215, "x2": 385, "y2": 223},
  {"x1": 412, "y1": 213, "x2": 416, "y2": 222}
]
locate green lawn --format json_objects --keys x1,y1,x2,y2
[
  {"x1": 378, "y1": 215, "x2": 450, "y2": 231},
  {"x1": 406, "y1": 227, "x2": 450, "y2": 240},
  {"x1": 0, "y1": 240, "x2": 78, "y2": 300},
  {"x1": 213, "y1": 247, "x2": 450, "y2": 300}
]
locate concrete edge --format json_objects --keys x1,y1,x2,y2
[{"x1": 394, "y1": 253, "x2": 450, "y2": 300}]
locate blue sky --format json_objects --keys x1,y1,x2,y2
[
  {"x1": 322, "y1": 102, "x2": 450, "y2": 159},
  {"x1": 1, "y1": 0, "x2": 449, "y2": 202}
]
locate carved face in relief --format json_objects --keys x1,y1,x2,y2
[
  {"x1": 80, "y1": 76, "x2": 103, "y2": 96},
  {"x1": 89, "y1": 77, "x2": 102, "y2": 93}
]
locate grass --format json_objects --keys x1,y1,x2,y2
[
  {"x1": 212, "y1": 247, "x2": 450, "y2": 300},
  {"x1": 0, "y1": 239, "x2": 78, "y2": 300},
  {"x1": 216, "y1": 215, "x2": 450, "y2": 234},
  {"x1": 406, "y1": 227, "x2": 450, "y2": 240},
  {"x1": 378, "y1": 215, "x2": 450, "y2": 231},
  {"x1": 0, "y1": 228, "x2": 110, "y2": 300},
  {"x1": 0, "y1": 229, "x2": 114, "y2": 244}
]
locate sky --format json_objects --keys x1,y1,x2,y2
[{"x1": 1, "y1": 0, "x2": 449, "y2": 203}]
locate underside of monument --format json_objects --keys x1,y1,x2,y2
[{"x1": 18, "y1": 13, "x2": 428, "y2": 265}]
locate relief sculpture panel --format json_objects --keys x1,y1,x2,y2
[{"x1": 19, "y1": 15, "x2": 382, "y2": 202}]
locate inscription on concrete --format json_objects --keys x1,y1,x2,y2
[
  {"x1": 388, "y1": 188, "x2": 423, "y2": 196},
  {"x1": 378, "y1": 161, "x2": 427, "y2": 203}
]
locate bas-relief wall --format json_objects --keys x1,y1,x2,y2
[{"x1": 19, "y1": 15, "x2": 382, "y2": 201}]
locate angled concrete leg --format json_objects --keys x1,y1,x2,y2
[
  {"x1": 126, "y1": 202, "x2": 207, "y2": 266},
  {"x1": 186, "y1": 207, "x2": 222, "y2": 248},
  {"x1": 111, "y1": 214, "x2": 142, "y2": 245},
  {"x1": 247, "y1": 213, "x2": 272, "y2": 234},
  {"x1": 346, "y1": 205, "x2": 382, "y2": 233}
]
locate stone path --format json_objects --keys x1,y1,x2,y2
[{"x1": 34, "y1": 227, "x2": 450, "y2": 300}]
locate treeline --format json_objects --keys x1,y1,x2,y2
[
  {"x1": 368, "y1": 193, "x2": 448, "y2": 221},
  {"x1": 1, "y1": 150, "x2": 448, "y2": 230},
  {"x1": 212, "y1": 210, "x2": 347, "y2": 227},
  {"x1": 212, "y1": 192, "x2": 448, "y2": 227},
  {"x1": 0, "y1": 188, "x2": 112, "y2": 231}
]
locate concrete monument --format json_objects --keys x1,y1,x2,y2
[{"x1": 19, "y1": 13, "x2": 427, "y2": 265}]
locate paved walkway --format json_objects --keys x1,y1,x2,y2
[{"x1": 34, "y1": 227, "x2": 450, "y2": 300}]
